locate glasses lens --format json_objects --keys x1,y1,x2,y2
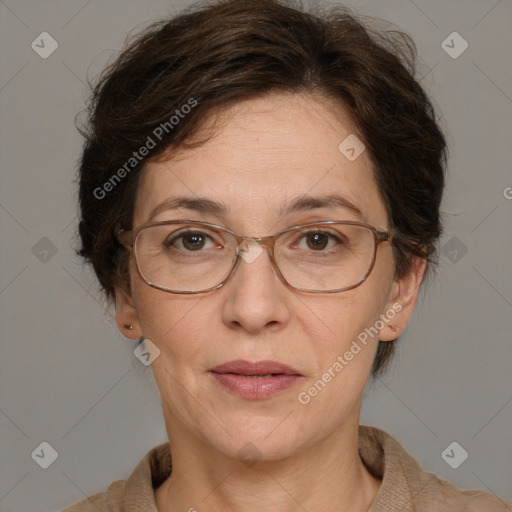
[
  {"x1": 274, "y1": 223, "x2": 376, "y2": 291},
  {"x1": 134, "y1": 223, "x2": 237, "y2": 292}
]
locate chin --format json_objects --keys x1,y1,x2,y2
[{"x1": 208, "y1": 415, "x2": 309, "y2": 462}]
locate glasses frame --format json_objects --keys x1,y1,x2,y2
[{"x1": 117, "y1": 219, "x2": 393, "y2": 294}]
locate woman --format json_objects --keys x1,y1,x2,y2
[{"x1": 63, "y1": 0, "x2": 511, "y2": 510}]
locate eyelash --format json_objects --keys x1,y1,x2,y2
[{"x1": 164, "y1": 230, "x2": 345, "y2": 252}]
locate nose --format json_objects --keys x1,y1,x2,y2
[{"x1": 221, "y1": 240, "x2": 291, "y2": 334}]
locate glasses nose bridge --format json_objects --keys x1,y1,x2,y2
[
  {"x1": 235, "y1": 234, "x2": 276, "y2": 249},
  {"x1": 231, "y1": 234, "x2": 284, "y2": 289},
  {"x1": 236, "y1": 235, "x2": 275, "y2": 265},
  {"x1": 233, "y1": 234, "x2": 278, "y2": 266}
]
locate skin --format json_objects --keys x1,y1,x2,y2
[{"x1": 115, "y1": 91, "x2": 426, "y2": 512}]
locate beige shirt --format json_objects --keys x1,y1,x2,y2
[{"x1": 62, "y1": 425, "x2": 511, "y2": 511}]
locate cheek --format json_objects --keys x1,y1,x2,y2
[
  {"x1": 129, "y1": 255, "x2": 200, "y2": 341},
  {"x1": 129, "y1": 268, "x2": 207, "y2": 368},
  {"x1": 293, "y1": 295, "x2": 383, "y2": 427},
  {"x1": 318, "y1": 308, "x2": 379, "y2": 388},
  {"x1": 303, "y1": 292, "x2": 382, "y2": 354},
  {"x1": 137, "y1": 294, "x2": 207, "y2": 353},
  {"x1": 298, "y1": 263, "x2": 394, "y2": 384},
  {"x1": 136, "y1": 294, "x2": 211, "y2": 411}
]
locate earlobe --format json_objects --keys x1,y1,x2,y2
[
  {"x1": 114, "y1": 286, "x2": 142, "y2": 339},
  {"x1": 379, "y1": 257, "x2": 427, "y2": 342}
]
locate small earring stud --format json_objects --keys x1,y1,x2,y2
[{"x1": 124, "y1": 324, "x2": 134, "y2": 331}]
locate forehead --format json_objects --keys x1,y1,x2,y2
[{"x1": 135, "y1": 92, "x2": 389, "y2": 230}]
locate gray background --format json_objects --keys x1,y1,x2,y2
[{"x1": 0, "y1": 0, "x2": 511, "y2": 510}]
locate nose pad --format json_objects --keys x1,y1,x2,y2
[{"x1": 235, "y1": 239, "x2": 264, "y2": 264}]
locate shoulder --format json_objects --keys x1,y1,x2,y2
[
  {"x1": 410, "y1": 468, "x2": 512, "y2": 511},
  {"x1": 358, "y1": 425, "x2": 512, "y2": 512},
  {"x1": 60, "y1": 441, "x2": 171, "y2": 512},
  {"x1": 61, "y1": 479, "x2": 126, "y2": 512}
]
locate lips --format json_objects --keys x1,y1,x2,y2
[
  {"x1": 209, "y1": 359, "x2": 304, "y2": 399},
  {"x1": 211, "y1": 359, "x2": 302, "y2": 376}
]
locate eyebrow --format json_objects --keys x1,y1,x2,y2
[
  {"x1": 280, "y1": 194, "x2": 364, "y2": 220},
  {"x1": 148, "y1": 197, "x2": 228, "y2": 221},
  {"x1": 147, "y1": 193, "x2": 364, "y2": 222}
]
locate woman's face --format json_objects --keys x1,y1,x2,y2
[{"x1": 116, "y1": 92, "x2": 424, "y2": 461}]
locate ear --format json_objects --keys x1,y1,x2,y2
[
  {"x1": 114, "y1": 286, "x2": 143, "y2": 340},
  {"x1": 378, "y1": 257, "x2": 427, "y2": 341}
]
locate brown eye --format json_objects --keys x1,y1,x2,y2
[
  {"x1": 164, "y1": 231, "x2": 213, "y2": 251},
  {"x1": 305, "y1": 232, "x2": 329, "y2": 250},
  {"x1": 182, "y1": 233, "x2": 206, "y2": 251}
]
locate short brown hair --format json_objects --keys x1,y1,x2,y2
[{"x1": 76, "y1": 0, "x2": 447, "y2": 377}]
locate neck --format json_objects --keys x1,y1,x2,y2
[{"x1": 155, "y1": 415, "x2": 381, "y2": 512}]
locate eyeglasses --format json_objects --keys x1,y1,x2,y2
[{"x1": 117, "y1": 220, "x2": 393, "y2": 294}]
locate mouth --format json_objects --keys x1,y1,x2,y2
[{"x1": 209, "y1": 360, "x2": 304, "y2": 399}]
